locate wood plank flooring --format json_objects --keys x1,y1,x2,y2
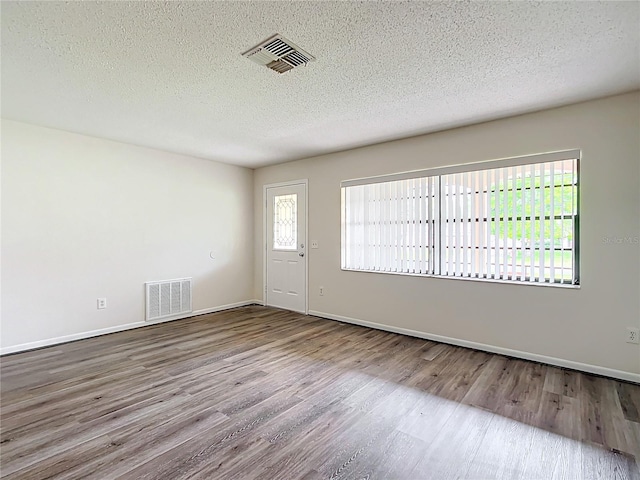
[{"x1": 1, "y1": 305, "x2": 639, "y2": 479}]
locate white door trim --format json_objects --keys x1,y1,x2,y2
[{"x1": 263, "y1": 179, "x2": 309, "y2": 314}]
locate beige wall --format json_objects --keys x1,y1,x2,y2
[
  {"x1": 254, "y1": 92, "x2": 640, "y2": 376},
  {"x1": 2, "y1": 93, "x2": 638, "y2": 376},
  {"x1": 1, "y1": 120, "x2": 254, "y2": 350}
]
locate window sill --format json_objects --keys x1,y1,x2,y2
[{"x1": 340, "y1": 267, "x2": 581, "y2": 289}]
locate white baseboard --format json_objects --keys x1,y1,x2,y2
[
  {"x1": 308, "y1": 310, "x2": 640, "y2": 384},
  {"x1": 0, "y1": 300, "x2": 258, "y2": 356},
  {"x1": 0, "y1": 322, "x2": 146, "y2": 356},
  {"x1": 191, "y1": 300, "x2": 262, "y2": 316}
]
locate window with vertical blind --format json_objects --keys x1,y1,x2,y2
[{"x1": 341, "y1": 150, "x2": 579, "y2": 286}]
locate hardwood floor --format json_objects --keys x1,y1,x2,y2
[{"x1": 1, "y1": 305, "x2": 639, "y2": 479}]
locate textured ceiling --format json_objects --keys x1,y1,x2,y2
[{"x1": 2, "y1": 1, "x2": 639, "y2": 168}]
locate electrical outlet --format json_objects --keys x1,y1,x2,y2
[
  {"x1": 626, "y1": 327, "x2": 639, "y2": 344},
  {"x1": 319, "y1": 286, "x2": 324, "y2": 296},
  {"x1": 97, "y1": 298, "x2": 107, "y2": 309},
  {"x1": 311, "y1": 241, "x2": 319, "y2": 249}
]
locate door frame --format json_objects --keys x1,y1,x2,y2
[{"x1": 263, "y1": 179, "x2": 309, "y2": 314}]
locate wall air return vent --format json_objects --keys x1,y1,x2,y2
[
  {"x1": 242, "y1": 34, "x2": 315, "y2": 74},
  {"x1": 145, "y1": 278, "x2": 192, "y2": 322}
]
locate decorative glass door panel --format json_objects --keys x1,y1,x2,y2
[{"x1": 273, "y1": 194, "x2": 297, "y2": 250}]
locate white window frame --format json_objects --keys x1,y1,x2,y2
[{"x1": 341, "y1": 149, "x2": 580, "y2": 287}]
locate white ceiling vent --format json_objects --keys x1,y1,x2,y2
[{"x1": 242, "y1": 34, "x2": 315, "y2": 74}]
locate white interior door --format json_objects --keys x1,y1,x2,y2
[{"x1": 266, "y1": 183, "x2": 307, "y2": 313}]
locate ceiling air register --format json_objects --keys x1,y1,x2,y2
[{"x1": 242, "y1": 34, "x2": 315, "y2": 74}]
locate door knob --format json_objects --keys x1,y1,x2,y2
[{"x1": 299, "y1": 252, "x2": 305, "y2": 257}]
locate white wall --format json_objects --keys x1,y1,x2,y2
[
  {"x1": 254, "y1": 92, "x2": 640, "y2": 377},
  {"x1": 1, "y1": 120, "x2": 254, "y2": 351},
  {"x1": 3, "y1": 93, "x2": 639, "y2": 378}
]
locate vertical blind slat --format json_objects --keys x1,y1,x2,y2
[
  {"x1": 416, "y1": 178, "x2": 421, "y2": 273},
  {"x1": 496, "y1": 168, "x2": 501, "y2": 279},
  {"x1": 539, "y1": 164, "x2": 545, "y2": 283},
  {"x1": 432, "y1": 176, "x2": 439, "y2": 275},
  {"x1": 364, "y1": 186, "x2": 369, "y2": 270},
  {"x1": 383, "y1": 182, "x2": 390, "y2": 271},
  {"x1": 477, "y1": 171, "x2": 484, "y2": 278},
  {"x1": 467, "y1": 173, "x2": 473, "y2": 277},
  {"x1": 502, "y1": 167, "x2": 508, "y2": 280},
  {"x1": 401, "y1": 180, "x2": 407, "y2": 272},
  {"x1": 374, "y1": 184, "x2": 379, "y2": 271},
  {"x1": 396, "y1": 180, "x2": 400, "y2": 271},
  {"x1": 458, "y1": 174, "x2": 463, "y2": 277},
  {"x1": 485, "y1": 170, "x2": 491, "y2": 278},
  {"x1": 549, "y1": 163, "x2": 555, "y2": 283},
  {"x1": 529, "y1": 164, "x2": 536, "y2": 282},
  {"x1": 520, "y1": 164, "x2": 526, "y2": 282},
  {"x1": 571, "y1": 161, "x2": 576, "y2": 284},
  {"x1": 461, "y1": 173, "x2": 467, "y2": 277},
  {"x1": 449, "y1": 176, "x2": 455, "y2": 276},
  {"x1": 560, "y1": 165, "x2": 565, "y2": 283},
  {"x1": 420, "y1": 179, "x2": 425, "y2": 274},
  {"x1": 511, "y1": 166, "x2": 517, "y2": 281}
]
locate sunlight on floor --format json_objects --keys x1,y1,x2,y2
[{"x1": 334, "y1": 372, "x2": 638, "y2": 479}]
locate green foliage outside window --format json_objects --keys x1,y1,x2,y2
[{"x1": 487, "y1": 171, "x2": 576, "y2": 247}]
